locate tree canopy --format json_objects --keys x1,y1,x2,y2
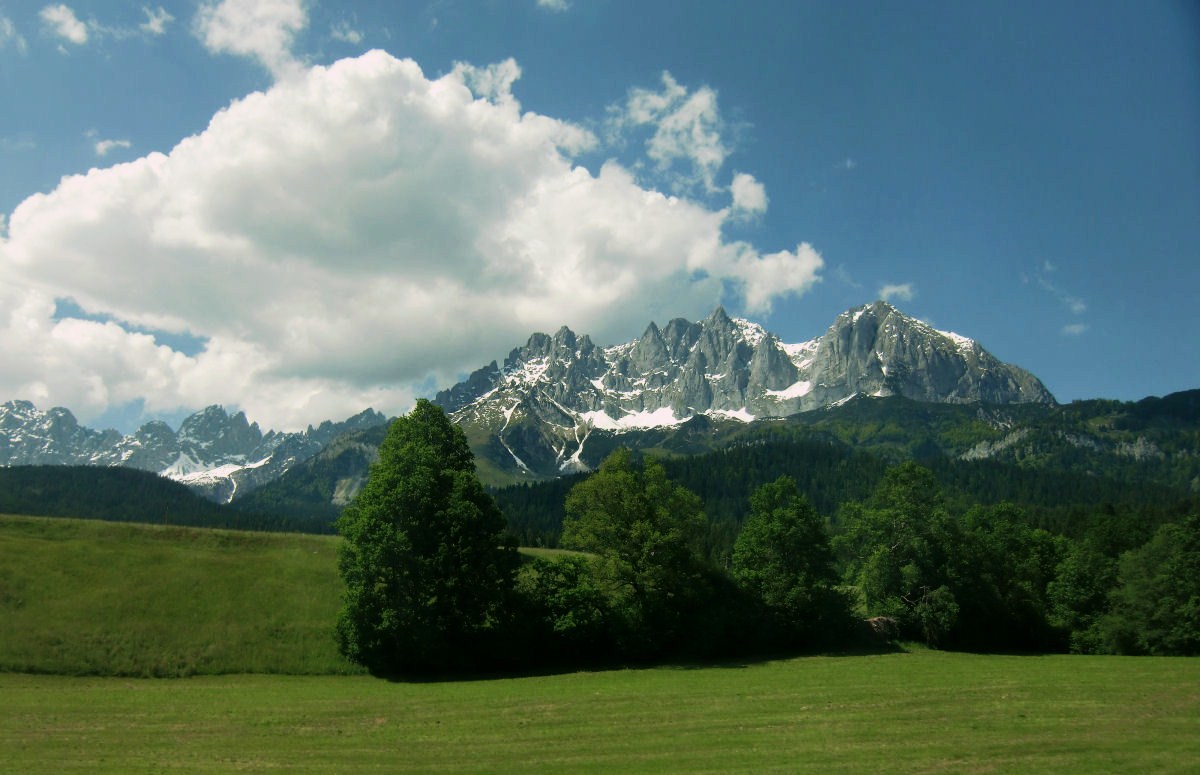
[
  {"x1": 1099, "y1": 514, "x2": 1200, "y2": 656},
  {"x1": 834, "y1": 461, "x2": 961, "y2": 644}
]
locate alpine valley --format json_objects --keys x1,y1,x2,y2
[{"x1": 2, "y1": 301, "x2": 1198, "y2": 529}]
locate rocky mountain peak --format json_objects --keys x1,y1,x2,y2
[
  {"x1": 436, "y1": 302, "x2": 1057, "y2": 481},
  {"x1": 661, "y1": 317, "x2": 701, "y2": 361},
  {"x1": 807, "y1": 301, "x2": 1054, "y2": 406},
  {"x1": 704, "y1": 305, "x2": 734, "y2": 326},
  {"x1": 552, "y1": 325, "x2": 577, "y2": 350},
  {"x1": 176, "y1": 404, "x2": 263, "y2": 461},
  {"x1": 0, "y1": 400, "x2": 119, "y2": 464}
]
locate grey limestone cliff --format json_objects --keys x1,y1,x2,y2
[{"x1": 434, "y1": 301, "x2": 1055, "y2": 480}]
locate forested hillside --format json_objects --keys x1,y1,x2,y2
[
  {"x1": 496, "y1": 437, "x2": 1196, "y2": 553},
  {"x1": 0, "y1": 466, "x2": 311, "y2": 533}
]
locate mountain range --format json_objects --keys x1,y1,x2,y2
[
  {"x1": 5, "y1": 300, "x2": 1192, "y2": 513},
  {"x1": 0, "y1": 400, "x2": 385, "y2": 502},
  {"x1": 436, "y1": 300, "x2": 1053, "y2": 482}
]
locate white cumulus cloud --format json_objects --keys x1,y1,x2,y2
[
  {"x1": 40, "y1": 4, "x2": 87, "y2": 45},
  {"x1": 0, "y1": 51, "x2": 822, "y2": 430},
  {"x1": 194, "y1": 0, "x2": 307, "y2": 79},
  {"x1": 611, "y1": 71, "x2": 728, "y2": 193},
  {"x1": 730, "y1": 172, "x2": 768, "y2": 217}
]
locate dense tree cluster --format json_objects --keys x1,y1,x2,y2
[{"x1": 337, "y1": 405, "x2": 1200, "y2": 675}]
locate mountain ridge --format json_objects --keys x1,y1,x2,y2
[
  {"x1": 435, "y1": 300, "x2": 1055, "y2": 481},
  {"x1": 0, "y1": 400, "x2": 387, "y2": 503}
]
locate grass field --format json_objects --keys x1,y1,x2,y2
[
  {"x1": 3, "y1": 513, "x2": 1199, "y2": 771},
  {"x1": 0, "y1": 513, "x2": 359, "y2": 676},
  {"x1": 3, "y1": 652, "x2": 1198, "y2": 772}
]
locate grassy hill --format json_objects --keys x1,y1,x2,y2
[{"x1": 0, "y1": 514, "x2": 360, "y2": 676}]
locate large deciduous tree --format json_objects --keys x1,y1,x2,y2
[
  {"x1": 335, "y1": 399, "x2": 518, "y2": 674},
  {"x1": 731, "y1": 476, "x2": 846, "y2": 642},
  {"x1": 834, "y1": 461, "x2": 962, "y2": 645},
  {"x1": 560, "y1": 448, "x2": 708, "y2": 651}
]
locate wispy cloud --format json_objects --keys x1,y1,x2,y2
[
  {"x1": 1026, "y1": 261, "x2": 1088, "y2": 337},
  {"x1": 1, "y1": 14, "x2": 27, "y2": 54},
  {"x1": 879, "y1": 282, "x2": 915, "y2": 303},
  {"x1": 0, "y1": 135, "x2": 35, "y2": 152},
  {"x1": 140, "y1": 6, "x2": 173, "y2": 36},
  {"x1": 1028, "y1": 261, "x2": 1087, "y2": 317},
  {"x1": 536, "y1": 0, "x2": 570, "y2": 11},
  {"x1": 93, "y1": 138, "x2": 131, "y2": 157},
  {"x1": 833, "y1": 264, "x2": 862, "y2": 289},
  {"x1": 609, "y1": 71, "x2": 729, "y2": 193},
  {"x1": 331, "y1": 20, "x2": 363, "y2": 44},
  {"x1": 36, "y1": 5, "x2": 174, "y2": 45}
]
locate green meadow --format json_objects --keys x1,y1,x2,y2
[
  {"x1": 2, "y1": 514, "x2": 1198, "y2": 772},
  {"x1": 0, "y1": 513, "x2": 357, "y2": 676},
  {"x1": 4, "y1": 653, "x2": 1199, "y2": 772}
]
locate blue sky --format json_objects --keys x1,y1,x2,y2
[{"x1": 0, "y1": 1, "x2": 1197, "y2": 431}]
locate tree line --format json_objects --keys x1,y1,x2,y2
[
  {"x1": 497, "y1": 437, "x2": 1194, "y2": 554},
  {"x1": 336, "y1": 402, "x2": 1200, "y2": 677}
]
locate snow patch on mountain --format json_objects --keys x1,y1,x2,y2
[{"x1": 766, "y1": 380, "x2": 814, "y2": 400}]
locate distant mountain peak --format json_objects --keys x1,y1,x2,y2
[{"x1": 0, "y1": 401, "x2": 389, "y2": 504}]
